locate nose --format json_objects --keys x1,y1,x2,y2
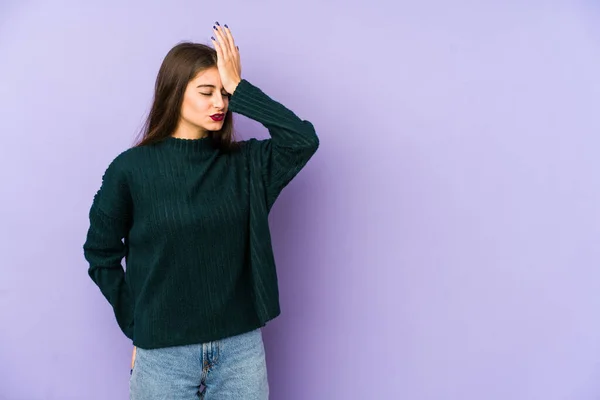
[{"x1": 213, "y1": 93, "x2": 225, "y2": 109}]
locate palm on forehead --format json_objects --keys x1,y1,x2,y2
[{"x1": 211, "y1": 22, "x2": 242, "y2": 95}]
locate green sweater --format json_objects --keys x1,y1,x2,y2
[{"x1": 83, "y1": 79, "x2": 319, "y2": 349}]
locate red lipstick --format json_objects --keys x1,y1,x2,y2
[{"x1": 210, "y1": 113, "x2": 224, "y2": 121}]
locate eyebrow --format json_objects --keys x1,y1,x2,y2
[{"x1": 196, "y1": 84, "x2": 225, "y2": 89}]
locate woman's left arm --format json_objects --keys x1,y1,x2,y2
[
  {"x1": 211, "y1": 24, "x2": 319, "y2": 210},
  {"x1": 229, "y1": 79, "x2": 319, "y2": 209}
]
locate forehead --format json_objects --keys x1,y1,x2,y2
[{"x1": 191, "y1": 67, "x2": 222, "y2": 87}]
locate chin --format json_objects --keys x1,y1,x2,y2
[
  {"x1": 205, "y1": 125, "x2": 223, "y2": 133},
  {"x1": 201, "y1": 121, "x2": 222, "y2": 129}
]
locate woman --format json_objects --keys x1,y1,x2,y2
[{"x1": 83, "y1": 22, "x2": 319, "y2": 399}]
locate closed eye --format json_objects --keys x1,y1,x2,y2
[{"x1": 200, "y1": 93, "x2": 231, "y2": 97}]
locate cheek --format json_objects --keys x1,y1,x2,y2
[{"x1": 182, "y1": 96, "x2": 210, "y2": 120}]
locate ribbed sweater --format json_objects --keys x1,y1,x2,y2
[{"x1": 83, "y1": 79, "x2": 319, "y2": 349}]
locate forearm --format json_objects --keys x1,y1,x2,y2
[
  {"x1": 84, "y1": 206, "x2": 135, "y2": 339},
  {"x1": 229, "y1": 79, "x2": 319, "y2": 150}
]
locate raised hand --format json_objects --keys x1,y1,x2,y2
[{"x1": 211, "y1": 22, "x2": 242, "y2": 95}]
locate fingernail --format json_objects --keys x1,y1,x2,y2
[
  {"x1": 213, "y1": 25, "x2": 216, "y2": 30},
  {"x1": 224, "y1": 24, "x2": 229, "y2": 29},
  {"x1": 215, "y1": 21, "x2": 220, "y2": 26},
  {"x1": 211, "y1": 36, "x2": 215, "y2": 41}
]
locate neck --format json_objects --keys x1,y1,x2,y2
[{"x1": 172, "y1": 120, "x2": 208, "y2": 140}]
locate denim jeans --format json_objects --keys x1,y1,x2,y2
[{"x1": 129, "y1": 328, "x2": 269, "y2": 399}]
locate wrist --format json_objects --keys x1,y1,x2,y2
[{"x1": 227, "y1": 79, "x2": 242, "y2": 95}]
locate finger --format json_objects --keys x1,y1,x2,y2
[
  {"x1": 218, "y1": 24, "x2": 236, "y2": 61},
  {"x1": 213, "y1": 25, "x2": 230, "y2": 58},
  {"x1": 222, "y1": 24, "x2": 237, "y2": 56},
  {"x1": 222, "y1": 25, "x2": 241, "y2": 74},
  {"x1": 211, "y1": 36, "x2": 224, "y2": 60}
]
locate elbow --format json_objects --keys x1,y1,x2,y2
[
  {"x1": 303, "y1": 121, "x2": 320, "y2": 153},
  {"x1": 308, "y1": 135, "x2": 319, "y2": 155}
]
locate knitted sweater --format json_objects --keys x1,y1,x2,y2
[{"x1": 83, "y1": 79, "x2": 319, "y2": 349}]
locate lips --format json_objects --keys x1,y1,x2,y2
[{"x1": 210, "y1": 113, "x2": 225, "y2": 121}]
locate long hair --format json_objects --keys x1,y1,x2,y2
[{"x1": 134, "y1": 42, "x2": 237, "y2": 151}]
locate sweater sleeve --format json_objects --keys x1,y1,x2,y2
[
  {"x1": 83, "y1": 156, "x2": 135, "y2": 340},
  {"x1": 229, "y1": 79, "x2": 319, "y2": 211}
]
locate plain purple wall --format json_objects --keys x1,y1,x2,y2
[{"x1": 1, "y1": 1, "x2": 599, "y2": 399}]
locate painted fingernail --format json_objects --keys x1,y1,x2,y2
[
  {"x1": 215, "y1": 21, "x2": 220, "y2": 26},
  {"x1": 213, "y1": 25, "x2": 217, "y2": 30},
  {"x1": 224, "y1": 24, "x2": 229, "y2": 29},
  {"x1": 211, "y1": 36, "x2": 215, "y2": 41}
]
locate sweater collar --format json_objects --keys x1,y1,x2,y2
[{"x1": 162, "y1": 136, "x2": 216, "y2": 153}]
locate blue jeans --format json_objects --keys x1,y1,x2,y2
[{"x1": 129, "y1": 328, "x2": 269, "y2": 399}]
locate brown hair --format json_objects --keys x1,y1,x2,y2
[{"x1": 133, "y1": 41, "x2": 238, "y2": 151}]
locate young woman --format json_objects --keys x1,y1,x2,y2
[{"x1": 83, "y1": 22, "x2": 319, "y2": 399}]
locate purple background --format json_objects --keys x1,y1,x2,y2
[{"x1": 1, "y1": 1, "x2": 600, "y2": 399}]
